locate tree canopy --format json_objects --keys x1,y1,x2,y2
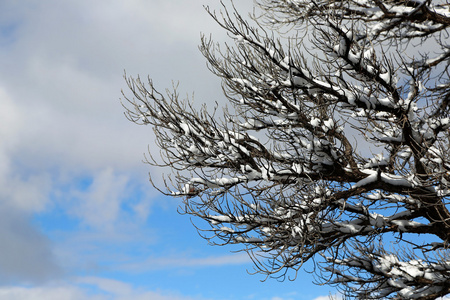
[{"x1": 123, "y1": 1, "x2": 450, "y2": 299}]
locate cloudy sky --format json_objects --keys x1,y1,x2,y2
[{"x1": 0, "y1": 1, "x2": 337, "y2": 299}]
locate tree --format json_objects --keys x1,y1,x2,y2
[{"x1": 122, "y1": 1, "x2": 450, "y2": 299}]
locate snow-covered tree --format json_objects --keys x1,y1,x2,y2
[{"x1": 123, "y1": 1, "x2": 450, "y2": 298}]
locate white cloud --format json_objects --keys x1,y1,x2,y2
[
  {"x1": 0, "y1": 87, "x2": 52, "y2": 213},
  {"x1": 0, "y1": 0, "x2": 254, "y2": 179},
  {"x1": 0, "y1": 277, "x2": 206, "y2": 300},
  {"x1": 0, "y1": 0, "x2": 201, "y2": 173}
]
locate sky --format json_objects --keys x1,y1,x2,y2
[{"x1": 0, "y1": 1, "x2": 338, "y2": 299}]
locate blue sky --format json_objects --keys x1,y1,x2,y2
[{"x1": 0, "y1": 1, "x2": 337, "y2": 299}]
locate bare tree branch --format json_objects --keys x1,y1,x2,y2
[{"x1": 123, "y1": 1, "x2": 450, "y2": 299}]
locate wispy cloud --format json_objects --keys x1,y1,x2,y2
[
  {"x1": 119, "y1": 252, "x2": 251, "y2": 272},
  {"x1": 69, "y1": 168, "x2": 129, "y2": 230}
]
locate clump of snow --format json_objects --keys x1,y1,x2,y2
[
  {"x1": 310, "y1": 117, "x2": 321, "y2": 127},
  {"x1": 322, "y1": 119, "x2": 334, "y2": 132}
]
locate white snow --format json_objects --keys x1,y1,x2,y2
[
  {"x1": 352, "y1": 169, "x2": 378, "y2": 188},
  {"x1": 234, "y1": 236, "x2": 262, "y2": 243},
  {"x1": 322, "y1": 119, "x2": 334, "y2": 132},
  {"x1": 391, "y1": 219, "x2": 424, "y2": 231},
  {"x1": 208, "y1": 215, "x2": 232, "y2": 225},
  {"x1": 310, "y1": 117, "x2": 320, "y2": 127},
  {"x1": 180, "y1": 122, "x2": 191, "y2": 135},
  {"x1": 339, "y1": 223, "x2": 361, "y2": 234}
]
